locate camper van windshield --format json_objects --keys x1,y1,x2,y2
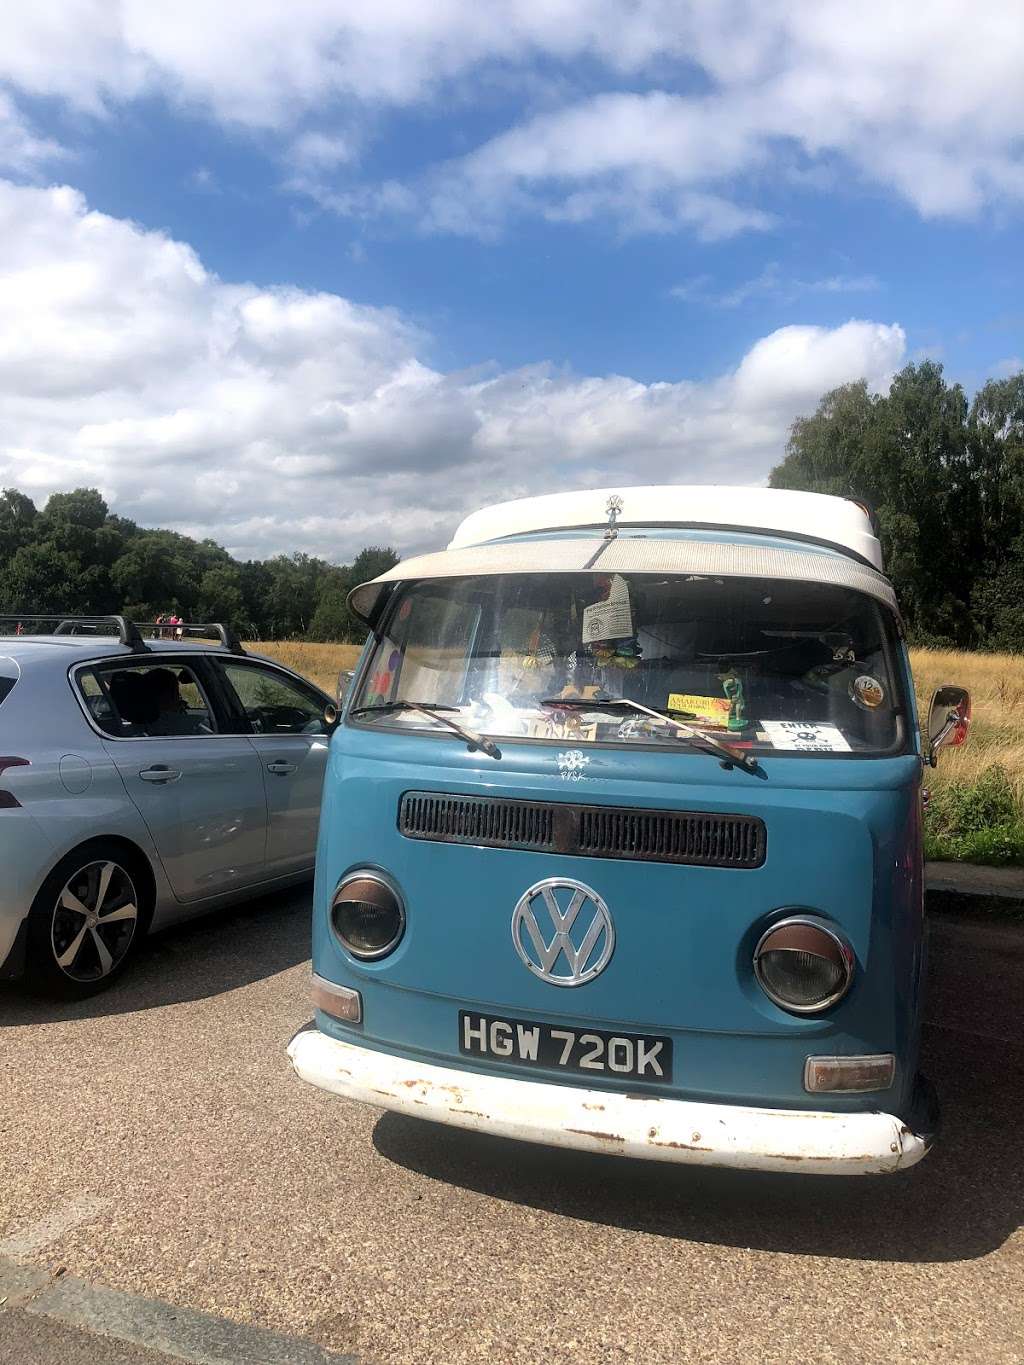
[{"x1": 352, "y1": 573, "x2": 905, "y2": 756}]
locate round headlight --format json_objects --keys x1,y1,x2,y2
[
  {"x1": 753, "y1": 916, "x2": 854, "y2": 1014},
  {"x1": 331, "y1": 872, "x2": 405, "y2": 960}
]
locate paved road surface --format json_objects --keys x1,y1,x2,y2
[{"x1": 2, "y1": 890, "x2": 1022, "y2": 1364}]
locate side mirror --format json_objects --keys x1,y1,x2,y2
[
  {"x1": 927, "y1": 685, "x2": 971, "y2": 765},
  {"x1": 337, "y1": 669, "x2": 354, "y2": 706},
  {"x1": 323, "y1": 702, "x2": 340, "y2": 731}
]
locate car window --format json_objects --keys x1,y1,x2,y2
[
  {"x1": 79, "y1": 662, "x2": 217, "y2": 737},
  {"x1": 220, "y1": 663, "x2": 327, "y2": 735}
]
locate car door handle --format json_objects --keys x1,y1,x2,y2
[
  {"x1": 266, "y1": 760, "x2": 297, "y2": 776},
  {"x1": 139, "y1": 766, "x2": 182, "y2": 783}
]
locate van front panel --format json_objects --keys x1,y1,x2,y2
[{"x1": 312, "y1": 731, "x2": 923, "y2": 1115}]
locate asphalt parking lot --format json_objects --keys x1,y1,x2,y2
[{"x1": 2, "y1": 892, "x2": 1023, "y2": 1365}]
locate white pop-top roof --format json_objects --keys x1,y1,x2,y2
[{"x1": 449, "y1": 485, "x2": 882, "y2": 570}]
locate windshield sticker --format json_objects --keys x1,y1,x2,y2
[
  {"x1": 582, "y1": 573, "x2": 633, "y2": 643},
  {"x1": 557, "y1": 748, "x2": 591, "y2": 782},
  {"x1": 851, "y1": 674, "x2": 885, "y2": 710},
  {"x1": 367, "y1": 669, "x2": 392, "y2": 702},
  {"x1": 761, "y1": 721, "x2": 852, "y2": 752},
  {"x1": 668, "y1": 693, "x2": 730, "y2": 724}
]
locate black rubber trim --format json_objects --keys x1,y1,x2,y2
[{"x1": 0, "y1": 916, "x2": 28, "y2": 979}]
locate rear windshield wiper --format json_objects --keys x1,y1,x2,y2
[
  {"x1": 350, "y1": 700, "x2": 502, "y2": 760},
  {"x1": 541, "y1": 696, "x2": 760, "y2": 775}
]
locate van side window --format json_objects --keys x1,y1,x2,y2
[{"x1": 79, "y1": 664, "x2": 217, "y2": 737}]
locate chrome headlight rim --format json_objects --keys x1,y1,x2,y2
[
  {"x1": 331, "y1": 869, "x2": 406, "y2": 961},
  {"x1": 753, "y1": 913, "x2": 855, "y2": 1015}
]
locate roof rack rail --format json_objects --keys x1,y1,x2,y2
[
  {"x1": 0, "y1": 614, "x2": 149, "y2": 652},
  {"x1": 137, "y1": 622, "x2": 245, "y2": 654},
  {"x1": 0, "y1": 615, "x2": 245, "y2": 654}
]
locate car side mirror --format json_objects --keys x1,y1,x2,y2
[
  {"x1": 927, "y1": 685, "x2": 971, "y2": 765},
  {"x1": 323, "y1": 702, "x2": 340, "y2": 732},
  {"x1": 337, "y1": 670, "x2": 354, "y2": 706}
]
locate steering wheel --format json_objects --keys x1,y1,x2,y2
[{"x1": 249, "y1": 704, "x2": 313, "y2": 733}]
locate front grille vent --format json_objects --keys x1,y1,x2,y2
[{"x1": 398, "y1": 792, "x2": 765, "y2": 869}]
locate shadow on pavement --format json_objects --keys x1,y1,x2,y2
[
  {"x1": 373, "y1": 913, "x2": 1024, "y2": 1264},
  {"x1": 0, "y1": 884, "x2": 311, "y2": 1025}
]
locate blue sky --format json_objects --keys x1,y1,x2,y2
[{"x1": 0, "y1": 3, "x2": 1021, "y2": 559}]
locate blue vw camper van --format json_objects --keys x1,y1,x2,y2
[{"x1": 289, "y1": 487, "x2": 971, "y2": 1174}]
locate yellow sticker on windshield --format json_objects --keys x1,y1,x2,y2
[{"x1": 668, "y1": 693, "x2": 730, "y2": 722}]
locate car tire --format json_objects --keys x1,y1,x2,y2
[{"x1": 25, "y1": 842, "x2": 151, "y2": 999}]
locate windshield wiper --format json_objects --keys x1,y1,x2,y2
[
  {"x1": 541, "y1": 696, "x2": 760, "y2": 775},
  {"x1": 351, "y1": 700, "x2": 502, "y2": 760}
]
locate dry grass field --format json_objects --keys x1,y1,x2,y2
[
  {"x1": 257, "y1": 639, "x2": 363, "y2": 693},
  {"x1": 257, "y1": 639, "x2": 1024, "y2": 863},
  {"x1": 911, "y1": 649, "x2": 1024, "y2": 799}
]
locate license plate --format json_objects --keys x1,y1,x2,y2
[{"x1": 459, "y1": 1011, "x2": 673, "y2": 1083}]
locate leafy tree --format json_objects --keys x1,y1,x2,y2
[
  {"x1": 111, "y1": 531, "x2": 202, "y2": 618},
  {"x1": 1, "y1": 542, "x2": 96, "y2": 614},
  {"x1": 197, "y1": 565, "x2": 245, "y2": 623},
  {"x1": 0, "y1": 489, "x2": 37, "y2": 565},
  {"x1": 770, "y1": 361, "x2": 998, "y2": 646},
  {"x1": 349, "y1": 546, "x2": 399, "y2": 584},
  {"x1": 309, "y1": 590, "x2": 351, "y2": 641},
  {"x1": 964, "y1": 375, "x2": 1024, "y2": 646},
  {"x1": 0, "y1": 486, "x2": 403, "y2": 640},
  {"x1": 41, "y1": 488, "x2": 108, "y2": 531}
]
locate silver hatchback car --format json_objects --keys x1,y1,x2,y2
[{"x1": 0, "y1": 616, "x2": 336, "y2": 998}]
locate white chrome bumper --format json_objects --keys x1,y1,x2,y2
[{"x1": 288, "y1": 1027, "x2": 929, "y2": 1176}]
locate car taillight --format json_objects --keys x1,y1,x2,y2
[{"x1": 0, "y1": 756, "x2": 29, "y2": 809}]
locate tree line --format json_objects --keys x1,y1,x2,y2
[
  {"x1": 771, "y1": 362, "x2": 1024, "y2": 649},
  {"x1": 0, "y1": 486, "x2": 397, "y2": 641}
]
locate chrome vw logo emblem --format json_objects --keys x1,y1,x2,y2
[{"x1": 511, "y1": 878, "x2": 615, "y2": 987}]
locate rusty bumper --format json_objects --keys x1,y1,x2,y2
[{"x1": 287, "y1": 1026, "x2": 929, "y2": 1175}]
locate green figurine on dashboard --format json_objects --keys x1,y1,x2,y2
[{"x1": 719, "y1": 666, "x2": 747, "y2": 732}]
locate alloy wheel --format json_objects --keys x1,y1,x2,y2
[{"x1": 50, "y1": 860, "x2": 139, "y2": 983}]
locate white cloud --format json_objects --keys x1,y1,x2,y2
[
  {"x1": 289, "y1": 131, "x2": 359, "y2": 173},
  {"x1": 0, "y1": 180, "x2": 906, "y2": 560},
  {"x1": 0, "y1": 1, "x2": 663, "y2": 124},
  {"x1": 0, "y1": 3, "x2": 1022, "y2": 234},
  {"x1": 0, "y1": 90, "x2": 64, "y2": 173},
  {"x1": 671, "y1": 264, "x2": 881, "y2": 308}
]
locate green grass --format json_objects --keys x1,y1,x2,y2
[{"x1": 923, "y1": 765, "x2": 1024, "y2": 866}]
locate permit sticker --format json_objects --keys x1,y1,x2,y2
[
  {"x1": 851, "y1": 674, "x2": 885, "y2": 710},
  {"x1": 761, "y1": 721, "x2": 851, "y2": 752},
  {"x1": 668, "y1": 693, "x2": 730, "y2": 723},
  {"x1": 582, "y1": 574, "x2": 633, "y2": 643}
]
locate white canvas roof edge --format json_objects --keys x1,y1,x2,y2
[
  {"x1": 448, "y1": 486, "x2": 883, "y2": 571},
  {"x1": 347, "y1": 535, "x2": 899, "y2": 625}
]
